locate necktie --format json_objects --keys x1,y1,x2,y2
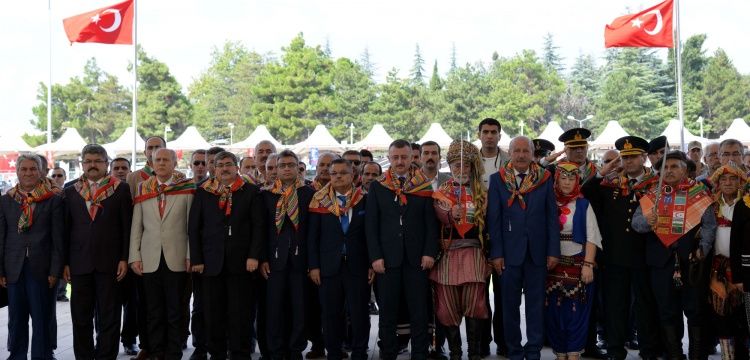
[
  {"x1": 158, "y1": 184, "x2": 167, "y2": 218},
  {"x1": 398, "y1": 176, "x2": 406, "y2": 188},
  {"x1": 338, "y1": 195, "x2": 348, "y2": 255},
  {"x1": 517, "y1": 173, "x2": 527, "y2": 187},
  {"x1": 88, "y1": 182, "x2": 98, "y2": 218},
  {"x1": 629, "y1": 178, "x2": 637, "y2": 186}
]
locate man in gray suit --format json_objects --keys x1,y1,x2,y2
[
  {"x1": 130, "y1": 148, "x2": 195, "y2": 360},
  {"x1": 0, "y1": 153, "x2": 64, "y2": 360}
]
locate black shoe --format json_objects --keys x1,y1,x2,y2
[
  {"x1": 189, "y1": 349, "x2": 208, "y2": 360},
  {"x1": 124, "y1": 344, "x2": 139, "y2": 356},
  {"x1": 581, "y1": 347, "x2": 607, "y2": 359},
  {"x1": 56, "y1": 295, "x2": 69, "y2": 302},
  {"x1": 428, "y1": 348, "x2": 448, "y2": 360},
  {"x1": 305, "y1": 349, "x2": 326, "y2": 359},
  {"x1": 625, "y1": 339, "x2": 639, "y2": 350},
  {"x1": 495, "y1": 347, "x2": 508, "y2": 357}
]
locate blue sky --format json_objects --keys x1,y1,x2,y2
[{"x1": 2, "y1": 0, "x2": 748, "y2": 137}]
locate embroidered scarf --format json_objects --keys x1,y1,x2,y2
[
  {"x1": 600, "y1": 167, "x2": 658, "y2": 198},
  {"x1": 639, "y1": 179, "x2": 712, "y2": 248},
  {"x1": 433, "y1": 181, "x2": 476, "y2": 238},
  {"x1": 139, "y1": 165, "x2": 155, "y2": 180},
  {"x1": 75, "y1": 175, "x2": 121, "y2": 220},
  {"x1": 309, "y1": 183, "x2": 364, "y2": 216},
  {"x1": 310, "y1": 177, "x2": 327, "y2": 191},
  {"x1": 200, "y1": 175, "x2": 245, "y2": 216},
  {"x1": 241, "y1": 173, "x2": 259, "y2": 186},
  {"x1": 133, "y1": 172, "x2": 196, "y2": 205},
  {"x1": 8, "y1": 180, "x2": 60, "y2": 233},
  {"x1": 269, "y1": 178, "x2": 305, "y2": 234},
  {"x1": 554, "y1": 162, "x2": 582, "y2": 231},
  {"x1": 376, "y1": 168, "x2": 433, "y2": 205},
  {"x1": 578, "y1": 161, "x2": 598, "y2": 183},
  {"x1": 498, "y1": 162, "x2": 550, "y2": 209}
]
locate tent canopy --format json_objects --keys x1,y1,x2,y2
[
  {"x1": 292, "y1": 124, "x2": 343, "y2": 153},
  {"x1": 0, "y1": 134, "x2": 33, "y2": 153},
  {"x1": 537, "y1": 121, "x2": 565, "y2": 151},
  {"x1": 167, "y1": 126, "x2": 211, "y2": 151},
  {"x1": 34, "y1": 128, "x2": 87, "y2": 155},
  {"x1": 103, "y1": 127, "x2": 145, "y2": 155},
  {"x1": 591, "y1": 121, "x2": 630, "y2": 149},
  {"x1": 719, "y1": 118, "x2": 750, "y2": 145},
  {"x1": 418, "y1": 123, "x2": 453, "y2": 148},
  {"x1": 230, "y1": 125, "x2": 283, "y2": 150},
  {"x1": 660, "y1": 119, "x2": 705, "y2": 148},
  {"x1": 353, "y1": 124, "x2": 394, "y2": 151}
]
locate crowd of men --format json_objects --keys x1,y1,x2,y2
[{"x1": 2, "y1": 117, "x2": 750, "y2": 360}]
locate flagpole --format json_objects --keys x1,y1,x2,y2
[
  {"x1": 131, "y1": 0, "x2": 138, "y2": 165},
  {"x1": 47, "y1": 0, "x2": 53, "y2": 146},
  {"x1": 674, "y1": 0, "x2": 685, "y2": 150}
]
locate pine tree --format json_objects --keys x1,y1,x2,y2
[
  {"x1": 450, "y1": 43, "x2": 458, "y2": 73},
  {"x1": 410, "y1": 44, "x2": 425, "y2": 86},
  {"x1": 357, "y1": 47, "x2": 375, "y2": 80},
  {"x1": 541, "y1": 33, "x2": 565, "y2": 74},
  {"x1": 429, "y1": 60, "x2": 443, "y2": 91}
]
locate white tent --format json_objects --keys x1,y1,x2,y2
[
  {"x1": 591, "y1": 121, "x2": 630, "y2": 150},
  {"x1": 167, "y1": 126, "x2": 211, "y2": 151},
  {"x1": 0, "y1": 133, "x2": 33, "y2": 153},
  {"x1": 34, "y1": 128, "x2": 87, "y2": 155},
  {"x1": 352, "y1": 124, "x2": 394, "y2": 151},
  {"x1": 537, "y1": 121, "x2": 565, "y2": 151},
  {"x1": 472, "y1": 128, "x2": 512, "y2": 150},
  {"x1": 719, "y1": 118, "x2": 750, "y2": 145},
  {"x1": 292, "y1": 124, "x2": 344, "y2": 153},
  {"x1": 418, "y1": 123, "x2": 453, "y2": 148},
  {"x1": 102, "y1": 127, "x2": 145, "y2": 155},
  {"x1": 660, "y1": 119, "x2": 705, "y2": 148},
  {"x1": 229, "y1": 125, "x2": 283, "y2": 150}
]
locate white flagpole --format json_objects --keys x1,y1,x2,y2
[
  {"x1": 131, "y1": 0, "x2": 138, "y2": 165},
  {"x1": 674, "y1": 0, "x2": 685, "y2": 150},
  {"x1": 47, "y1": 0, "x2": 53, "y2": 146}
]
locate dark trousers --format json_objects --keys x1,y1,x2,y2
[
  {"x1": 305, "y1": 277, "x2": 325, "y2": 352},
  {"x1": 249, "y1": 274, "x2": 268, "y2": 356},
  {"x1": 376, "y1": 266, "x2": 429, "y2": 360},
  {"x1": 71, "y1": 271, "x2": 122, "y2": 360},
  {"x1": 320, "y1": 262, "x2": 371, "y2": 360},
  {"x1": 650, "y1": 257, "x2": 705, "y2": 350},
  {"x1": 134, "y1": 273, "x2": 150, "y2": 350},
  {"x1": 203, "y1": 271, "x2": 254, "y2": 359},
  {"x1": 267, "y1": 266, "x2": 306, "y2": 359},
  {"x1": 119, "y1": 272, "x2": 139, "y2": 346},
  {"x1": 602, "y1": 263, "x2": 660, "y2": 359},
  {"x1": 7, "y1": 260, "x2": 54, "y2": 360},
  {"x1": 501, "y1": 258, "x2": 546, "y2": 360},
  {"x1": 180, "y1": 274, "x2": 192, "y2": 345},
  {"x1": 190, "y1": 273, "x2": 207, "y2": 353},
  {"x1": 142, "y1": 260, "x2": 187, "y2": 360},
  {"x1": 482, "y1": 273, "x2": 506, "y2": 352}
]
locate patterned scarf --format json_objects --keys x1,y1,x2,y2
[
  {"x1": 433, "y1": 181, "x2": 477, "y2": 238},
  {"x1": 269, "y1": 178, "x2": 305, "y2": 234},
  {"x1": 309, "y1": 183, "x2": 364, "y2": 216},
  {"x1": 138, "y1": 164, "x2": 155, "y2": 180},
  {"x1": 133, "y1": 171, "x2": 196, "y2": 205},
  {"x1": 241, "y1": 173, "x2": 259, "y2": 186},
  {"x1": 639, "y1": 179, "x2": 712, "y2": 248},
  {"x1": 310, "y1": 177, "x2": 327, "y2": 191},
  {"x1": 498, "y1": 161, "x2": 550, "y2": 209},
  {"x1": 578, "y1": 161, "x2": 598, "y2": 183},
  {"x1": 554, "y1": 162, "x2": 582, "y2": 231},
  {"x1": 200, "y1": 175, "x2": 245, "y2": 216},
  {"x1": 600, "y1": 166, "x2": 658, "y2": 198},
  {"x1": 376, "y1": 168, "x2": 433, "y2": 205},
  {"x1": 7, "y1": 180, "x2": 60, "y2": 233},
  {"x1": 75, "y1": 175, "x2": 121, "y2": 220}
]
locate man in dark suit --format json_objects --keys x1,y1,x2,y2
[
  {"x1": 260, "y1": 150, "x2": 315, "y2": 360},
  {"x1": 366, "y1": 139, "x2": 439, "y2": 360},
  {"x1": 488, "y1": 136, "x2": 559, "y2": 360},
  {"x1": 189, "y1": 151, "x2": 266, "y2": 360},
  {"x1": 308, "y1": 158, "x2": 373, "y2": 360},
  {"x1": 63, "y1": 144, "x2": 132, "y2": 359},
  {"x1": 0, "y1": 154, "x2": 64, "y2": 360}
]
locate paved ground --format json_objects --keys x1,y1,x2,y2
[{"x1": 0, "y1": 296, "x2": 721, "y2": 359}]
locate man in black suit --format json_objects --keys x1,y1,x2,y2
[
  {"x1": 308, "y1": 158, "x2": 374, "y2": 360},
  {"x1": 366, "y1": 139, "x2": 439, "y2": 360},
  {"x1": 189, "y1": 151, "x2": 266, "y2": 360},
  {"x1": 260, "y1": 150, "x2": 315, "y2": 360},
  {"x1": 0, "y1": 154, "x2": 64, "y2": 360},
  {"x1": 63, "y1": 144, "x2": 132, "y2": 359}
]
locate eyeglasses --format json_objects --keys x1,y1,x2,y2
[
  {"x1": 721, "y1": 152, "x2": 742, "y2": 157},
  {"x1": 51, "y1": 174, "x2": 64, "y2": 178},
  {"x1": 277, "y1": 162, "x2": 297, "y2": 169},
  {"x1": 193, "y1": 161, "x2": 206, "y2": 166},
  {"x1": 82, "y1": 160, "x2": 107, "y2": 165}
]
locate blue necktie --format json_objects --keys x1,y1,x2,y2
[
  {"x1": 338, "y1": 195, "x2": 349, "y2": 255},
  {"x1": 517, "y1": 173, "x2": 527, "y2": 186}
]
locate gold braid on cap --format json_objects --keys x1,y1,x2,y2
[{"x1": 445, "y1": 139, "x2": 487, "y2": 244}]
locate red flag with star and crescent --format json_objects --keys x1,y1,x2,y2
[
  {"x1": 63, "y1": 0, "x2": 133, "y2": 45},
  {"x1": 604, "y1": 0, "x2": 673, "y2": 48}
]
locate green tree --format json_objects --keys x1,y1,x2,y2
[
  {"x1": 437, "y1": 63, "x2": 492, "y2": 137},
  {"x1": 560, "y1": 54, "x2": 601, "y2": 127},
  {"x1": 541, "y1": 33, "x2": 565, "y2": 74},
  {"x1": 357, "y1": 47, "x2": 375, "y2": 80},
  {"x1": 450, "y1": 43, "x2": 458, "y2": 73},
  {"x1": 369, "y1": 68, "x2": 431, "y2": 140},
  {"x1": 429, "y1": 61, "x2": 443, "y2": 91},
  {"x1": 250, "y1": 33, "x2": 336, "y2": 143},
  {"x1": 668, "y1": 34, "x2": 708, "y2": 91},
  {"x1": 330, "y1": 58, "x2": 375, "y2": 140},
  {"x1": 701, "y1": 48, "x2": 750, "y2": 135},
  {"x1": 410, "y1": 44, "x2": 425, "y2": 86},
  {"x1": 133, "y1": 47, "x2": 192, "y2": 139}
]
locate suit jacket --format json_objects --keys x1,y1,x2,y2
[
  {"x1": 64, "y1": 182, "x2": 132, "y2": 275},
  {"x1": 262, "y1": 186, "x2": 315, "y2": 271},
  {"x1": 188, "y1": 182, "x2": 266, "y2": 277},
  {"x1": 730, "y1": 200, "x2": 750, "y2": 287},
  {"x1": 129, "y1": 191, "x2": 193, "y2": 273},
  {"x1": 487, "y1": 171, "x2": 560, "y2": 267},
  {"x1": 307, "y1": 195, "x2": 369, "y2": 277},
  {"x1": 0, "y1": 193, "x2": 64, "y2": 283},
  {"x1": 365, "y1": 181, "x2": 439, "y2": 269},
  {"x1": 126, "y1": 169, "x2": 150, "y2": 199}
]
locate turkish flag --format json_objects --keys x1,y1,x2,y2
[
  {"x1": 604, "y1": 0, "x2": 673, "y2": 48},
  {"x1": 63, "y1": 0, "x2": 133, "y2": 45}
]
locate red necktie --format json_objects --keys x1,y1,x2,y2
[
  {"x1": 158, "y1": 184, "x2": 167, "y2": 218},
  {"x1": 88, "y1": 182, "x2": 99, "y2": 219}
]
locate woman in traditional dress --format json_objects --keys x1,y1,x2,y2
[
  {"x1": 545, "y1": 161, "x2": 602, "y2": 360},
  {"x1": 431, "y1": 140, "x2": 491, "y2": 360},
  {"x1": 710, "y1": 163, "x2": 749, "y2": 360}
]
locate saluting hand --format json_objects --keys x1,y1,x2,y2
[
  {"x1": 598, "y1": 155, "x2": 621, "y2": 176},
  {"x1": 544, "y1": 149, "x2": 566, "y2": 164}
]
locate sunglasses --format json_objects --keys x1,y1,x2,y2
[
  {"x1": 347, "y1": 160, "x2": 361, "y2": 166},
  {"x1": 193, "y1": 161, "x2": 206, "y2": 166},
  {"x1": 51, "y1": 174, "x2": 64, "y2": 178}
]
